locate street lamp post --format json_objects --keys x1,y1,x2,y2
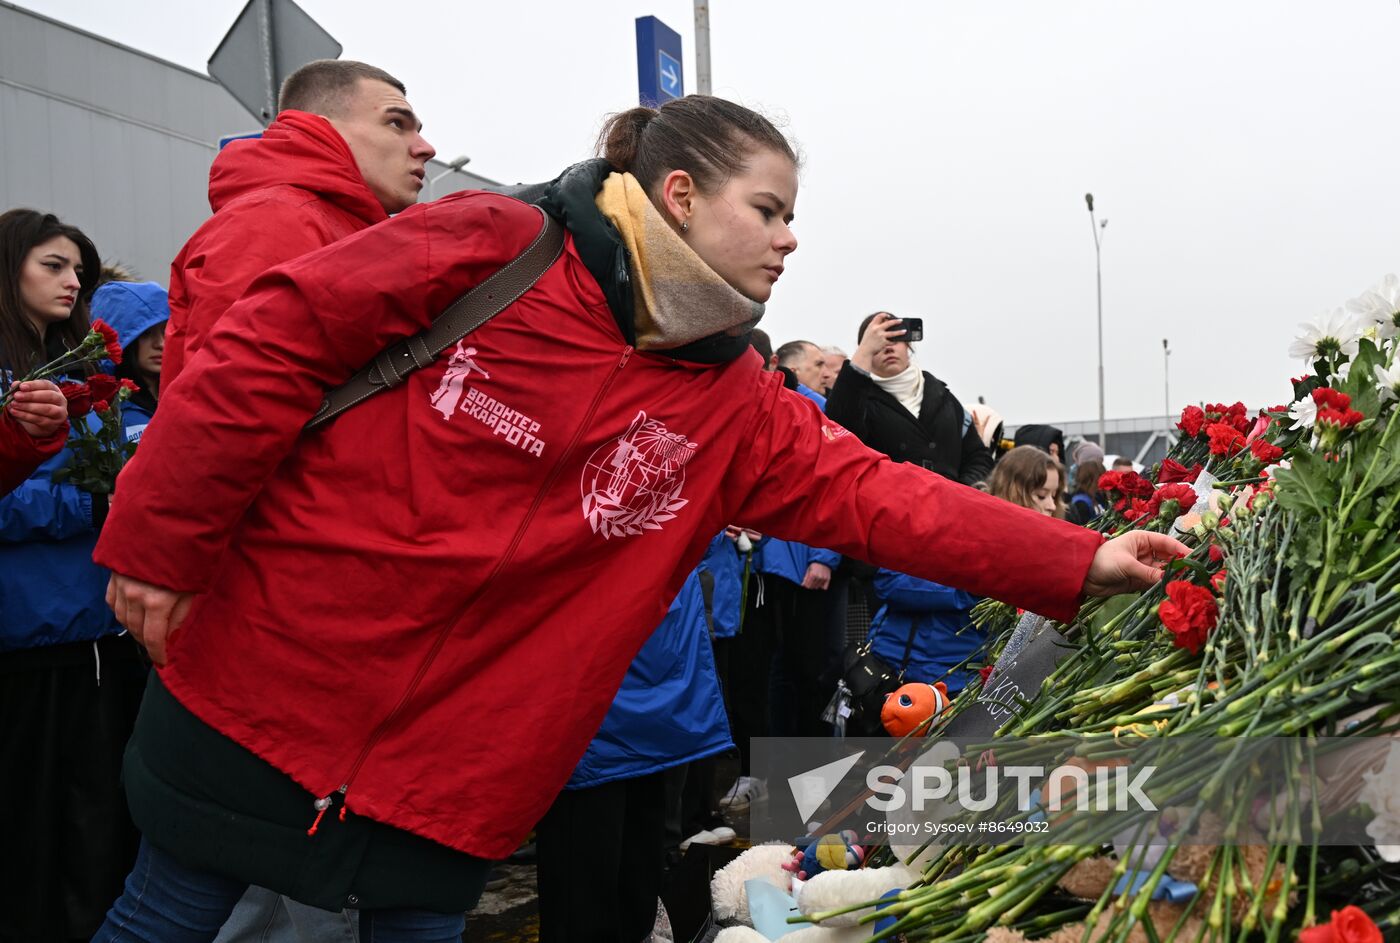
[
  {"x1": 1163, "y1": 338, "x2": 1172, "y2": 439},
  {"x1": 426, "y1": 155, "x2": 471, "y2": 201},
  {"x1": 1085, "y1": 193, "x2": 1107, "y2": 449},
  {"x1": 694, "y1": 0, "x2": 712, "y2": 95}
]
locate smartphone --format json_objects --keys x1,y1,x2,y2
[{"x1": 900, "y1": 317, "x2": 924, "y2": 343}]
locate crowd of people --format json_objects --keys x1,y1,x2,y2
[{"x1": 0, "y1": 59, "x2": 1185, "y2": 943}]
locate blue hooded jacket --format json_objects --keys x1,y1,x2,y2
[
  {"x1": 568, "y1": 533, "x2": 736, "y2": 788},
  {"x1": 866, "y1": 568, "x2": 984, "y2": 694},
  {"x1": 93, "y1": 281, "x2": 169, "y2": 442}
]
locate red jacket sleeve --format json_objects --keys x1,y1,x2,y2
[
  {"x1": 95, "y1": 193, "x2": 542, "y2": 592},
  {"x1": 725, "y1": 374, "x2": 1101, "y2": 624},
  {"x1": 0, "y1": 409, "x2": 66, "y2": 496},
  {"x1": 164, "y1": 199, "x2": 345, "y2": 385}
]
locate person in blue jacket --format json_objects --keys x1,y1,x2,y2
[
  {"x1": 534, "y1": 532, "x2": 736, "y2": 943},
  {"x1": 95, "y1": 280, "x2": 169, "y2": 444},
  {"x1": 866, "y1": 569, "x2": 985, "y2": 696},
  {"x1": 0, "y1": 209, "x2": 148, "y2": 941},
  {"x1": 757, "y1": 362, "x2": 846, "y2": 742}
]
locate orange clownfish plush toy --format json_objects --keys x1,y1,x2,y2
[{"x1": 881, "y1": 681, "x2": 951, "y2": 738}]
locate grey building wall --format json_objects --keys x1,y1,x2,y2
[{"x1": 1, "y1": 2, "x2": 495, "y2": 285}]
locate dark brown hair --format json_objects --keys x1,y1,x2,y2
[
  {"x1": 0, "y1": 209, "x2": 99, "y2": 379},
  {"x1": 988, "y1": 445, "x2": 1066, "y2": 519},
  {"x1": 596, "y1": 95, "x2": 797, "y2": 196},
  {"x1": 278, "y1": 59, "x2": 406, "y2": 115},
  {"x1": 1072, "y1": 458, "x2": 1105, "y2": 496},
  {"x1": 857, "y1": 311, "x2": 899, "y2": 345}
]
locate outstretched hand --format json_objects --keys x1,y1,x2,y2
[
  {"x1": 1082, "y1": 530, "x2": 1189, "y2": 597},
  {"x1": 106, "y1": 572, "x2": 195, "y2": 666}
]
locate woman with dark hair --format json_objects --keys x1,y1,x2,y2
[
  {"x1": 94, "y1": 280, "x2": 169, "y2": 443},
  {"x1": 825, "y1": 310, "x2": 995, "y2": 486},
  {"x1": 1067, "y1": 458, "x2": 1107, "y2": 527},
  {"x1": 95, "y1": 97, "x2": 1182, "y2": 939},
  {"x1": 0, "y1": 209, "x2": 147, "y2": 942}
]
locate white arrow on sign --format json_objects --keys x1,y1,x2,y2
[{"x1": 661, "y1": 62, "x2": 679, "y2": 90}]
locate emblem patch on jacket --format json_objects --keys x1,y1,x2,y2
[
  {"x1": 581, "y1": 410, "x2": 697, "y2": 539},
  {"x1": 430, "y1": 341, "x2": 547, "y2": 457}
]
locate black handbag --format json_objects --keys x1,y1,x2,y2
[{"x1": 828, "y1": 620, "x2": 919, "y2": 737}]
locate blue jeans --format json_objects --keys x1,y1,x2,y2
[{"x1": 93, "y1": 840, "x2": 465, "y2": 943}]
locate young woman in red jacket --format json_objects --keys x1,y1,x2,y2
[{"x1": 95, "y1": 97, "x2": 1185, "y2": 940}]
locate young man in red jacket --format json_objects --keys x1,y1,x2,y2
[{"x1": 162, "y1": 59, "x2": 435, "y2": 383}]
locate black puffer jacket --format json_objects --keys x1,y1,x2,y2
[{"x1": 825, "y1": 362, "x2": 994, "y2": 486}]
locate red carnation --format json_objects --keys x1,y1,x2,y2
[
  {"x1": 1208, "y1": 544, "x2": 1225, "y2": 564},
  {"x1": 92, "y1": 319, "x2": 123, "y2": 364},
  {"x1": 1311, "y1": 387, "x2": 1350, "y2": 411},
  {"x1": 118, "y1": 378, "x2": 140, "y2": 393},
  {"x1": 1098, "y1": 470, "x2": 1122, "y2": 493},
  {"x1": 58, "y1": 381, "x2": 92, "y2": 418},
  {"x1": 1158, "y1": 459, "x2": 1203, "y2": 485},
  {"x1": 1299, "y1": 906, "x2": 1383, "y2": 943},
  {"x1": 1119, "y1": 471, "x2": 1154, "y2": 498},
  {"x1": 1158, "y1": 581, "x2": 1218, "y2": 654},
  {"x1": 1206, "y1": 423, "x2": 1246, "y2": 456},
  {"x1": 92, "y1": 399, "x2": 110, "y2": 414},
  {"x1": 1122, "y1": 498, "x2": 1152, "y2": 522},
  {"x1": 1249, "y1": 439, "x2": 1284, "y2": 465},
  {"x1": 978, "y1": 665, "x2": 994, "y2": 685},
  {"x1": 87, "y1": 374, "x2": 120, "y2": 404},
  {"x1": 1177, "y1": 405, "x2": 1206, "y2": 438},
  {"x1": 1210, "y1": 569, "x2": 1228, "y2": 593},
  {"x1": 1146, "y1": 483, "x2": 1198, "y2": 521}
]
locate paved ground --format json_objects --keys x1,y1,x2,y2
[{"x1": 463, "y1": 757, "x2": 752, "y2": 942}]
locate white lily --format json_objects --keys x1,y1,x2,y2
[
  {"x1": 1347, "y1": 274, "x2": 1400, "y2": 342},
  {"x1": 1288, "y1": 307, "x2": 1362, "y2": 364},
  {"x1": 1377, "y1": 360, "x2": 1400, "y2": 403},
  {"x1": 1287, "y1": 394, "x2": 1317, "y2": 430}
]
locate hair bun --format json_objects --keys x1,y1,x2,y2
[{"x1": 597, "y1": 107, "x2": 659, "y2": 173}]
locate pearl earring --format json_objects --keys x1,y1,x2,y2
[{"x1": 680, "y1": 220, "x2": 689, "y2": 233}]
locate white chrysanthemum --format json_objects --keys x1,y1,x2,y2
[
  {"x1": 1347, "y1": 274, "x2": 1400, "y2": 341},
  {"x1": 1377, "y1": 360, "x2": 1400, "y2": 403},
  {"x1": 1287, "y1": 395, "x2": 1317, "y2": 430},
  {"x1": 1359, "y1": 742, "x2": 1400, "y2": 862},
  {"x1": 1288, "y1": 307, "x2": 1362, "y2": 363}
]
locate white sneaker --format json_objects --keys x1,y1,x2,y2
[
  {"x1": 679, "y1": 826, "x2": 737, "y2": 852},
  {"x1": 719, "y1": 776, "x2": 768, "y2": 814}
]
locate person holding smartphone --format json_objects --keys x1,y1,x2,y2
[{"x1": 825, "y1": 311, "x2": 994, "y2": 486}]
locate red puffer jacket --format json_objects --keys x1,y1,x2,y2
[
  {"x1": 96, "y1": 191, "x2": 1101, "y2": 860},
  {"x1": 163, "y1": 110, "x2": 386, "y2": 383}
]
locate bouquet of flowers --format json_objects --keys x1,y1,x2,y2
[
  {"x1": 52, "y1": 373, "x2": 139, "y2": 493},
  {"x1": 794, "y1": 278, "x2": 1400, "y2": 942},
  {"x1": 0, "y1": 319, "x2": 136, "y2": 493}
]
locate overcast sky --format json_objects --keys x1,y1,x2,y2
[{"x1": 18, "y1": 0, "x2": 1400, "y2": 425}]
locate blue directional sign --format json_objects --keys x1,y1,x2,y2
[{"x1": 636, "y1": 16, "x2": 684, "y2": 106}]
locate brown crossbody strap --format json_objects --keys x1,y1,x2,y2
[{"x1": 306, "y1": 206, "x2": 565, "y2": 431}]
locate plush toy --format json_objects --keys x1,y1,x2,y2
[
  {"x1": 781, "y1": 830, "x2": 866, "y2": 882},
  {"x1": 880, "y1": 681, "x2": 951, "y2": 738},
  {"x1": 712, "y1": 834, "x2": 934, "y2": 941}
]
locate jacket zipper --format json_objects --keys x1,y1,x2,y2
[{"x1": 308, "y1": 345, "x2": 634, "y2": 833}]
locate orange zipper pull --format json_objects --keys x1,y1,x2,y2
[{"x1": 307, "y1": 795, "x2": 333, "y2": 836}]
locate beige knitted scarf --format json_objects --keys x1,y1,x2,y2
[{"x1": 595, "y1": 171, "x2": 764, "y2": 351}]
